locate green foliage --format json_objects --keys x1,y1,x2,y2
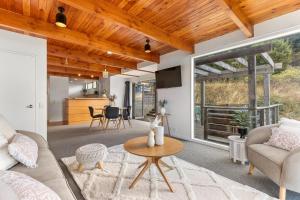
[
  {"x1": 232, "y1": 111, "x2": 250, "y2": 128},
  {"x1": 257, "y1": 39, "x2": 292, "y2": 69}
]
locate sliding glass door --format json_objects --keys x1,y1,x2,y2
[{"x1": 133, "y1": 80, "x2": 156, "y2": 119}]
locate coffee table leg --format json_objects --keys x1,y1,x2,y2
[
  {"x1": 129, "y1": 159, "x2": 151, "y2": 189},
  {"x1": 155, "y1": 158, "x2": 174, "y2": 192},
  {"x1": 137, "y1": 160, "x2": 147, "y2": 169},
  {"x1": 159, "y1": 160, "x2": 173, "y2": 170}
]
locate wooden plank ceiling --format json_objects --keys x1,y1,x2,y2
[{"x1": 0, "y1": 0, "x2": 299, "y2": 78}]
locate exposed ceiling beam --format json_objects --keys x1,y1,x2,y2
[
  {"x1": 235, "y1": 57, "x2": 248, "y2": 66},
  {"x1": 48, "y1": 45, "x2": 137, "y2": 69},
  {"x1": 22, "y1": 0, "x2": 31, "y2": 16},
  {"x1": 197, "y1": 65, "x2": 222, "y2": 74},
  {"x1": 0, "y1": 8, "x2": 159, "y2": 63},
  {"x1": 59, "y1": 0, "x2": 194, "y2": 53},
  {"x1": 214, "y1": 61, "x2": 237, "y2": 72},
  {"x1": 215, "y1": 0, "x2": 253, "y2": 37},
  {"x1": 48, "y1": 65, "x2": 100, "y2": 77},
  {"x1": 261, "y1": 52, "x2": 275, "y2": 68},
  {"x1": 47, "y1": 56, "x2": 121, "y2": 74},
  {"x1": 48, "y1": 71, "x2": 99, "y2": 80}
]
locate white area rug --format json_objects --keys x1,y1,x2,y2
[{"x1": 61, "y1": 145, "x2": 277, "y2": 200}]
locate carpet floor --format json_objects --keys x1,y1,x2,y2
[{"x1": 48, "y1": 120, "x2": 300, "y2": 200}]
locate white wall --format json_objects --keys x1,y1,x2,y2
[
  {"x1": 146, "y1": 9, "x2": 300, "y2": 141},
  {"x1": 0, "y1": 29, "x2": 47, "y2": 139},
  {"x1": 48, "y1": 76, "x2": 69, "y2": 122},
  {"x1": 110, "y1": 76, "x2": 128, "y2": 107},
  {"x1": 69, "y1": 81, "x2": 84, "y2": 98}
]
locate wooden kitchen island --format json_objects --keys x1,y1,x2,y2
[{"x1": 65, "y1": 98, "x2": 109, "y2": 125}]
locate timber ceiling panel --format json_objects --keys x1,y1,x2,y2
[{"x1": 0, "y1": 0, "x2": 299, "y2": 78}]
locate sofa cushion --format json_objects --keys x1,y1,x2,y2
[
  {"x1": 248, "y1": 144, "x2": 289, "y2": 184},
  {"x1": 0, "y1": 170, "x2": 61, "y2": 200},
  {"x1": 44, "y1": 178, "x2": 77, "y2": 200},
  {"x1": 9, "y1": 133, "x2": 39, "y2": 168},
  {"x1": 11, "y1": 149, "x2": 65, "y2": 182},
  {"x1": 0, "y1": 144, "x2": 18, "y2": 170},
  {"x1": 17, "y1": 130, "x2": 48, "y2": 149},
  {"x1": 0, "y1": 179, "x2": 19, "y2": 200}
]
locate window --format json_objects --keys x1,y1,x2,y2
[{"x1": 85, "y1": 81, "x2": 97, "y2": 90}]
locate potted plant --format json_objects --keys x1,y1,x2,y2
[
  {"x1": 232, "y1": 111, "x2": 250, "y2": 139},
  {"x1": 159, "y1": 99, "x2": 168, "y2": 116}
]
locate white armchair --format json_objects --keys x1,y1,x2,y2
[{"x1": 246, "y1": 124, "x2": 300, "y2": 200}]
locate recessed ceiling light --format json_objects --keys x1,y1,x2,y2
[
  {"x1": 91, "y1": 75, "x2": 94, "y2": 78},
  {"x1": 78, "y1": 73, "x2": 81, "y2": 77},
  {"x1": 107, "y1": 51, "x2": 112, "y2": 55}
]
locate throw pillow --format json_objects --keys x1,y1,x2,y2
[
  {"x1": 0, "y1": 180, "x2": 19, "y2": 200},
  {"x1": 0, "y1": 171, "x2": 61, "y2": 200},
  {"x1": 0, "y1": 114, "x2": 16, "y2": 141},
  {"x1": 8, "y1": 133, "x2": 38, "y2": 168},
  {"x1": 280, "y1": 118, "x2": 300, "y2": 128},
  {"x1": 0, "y1": 144, "x2": 18, "y2": 170},
  {"x1": 265, "y1": 127, "x2": 300, "y2": 151}
]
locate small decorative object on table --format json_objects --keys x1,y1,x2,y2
[
  {"x1": 75, "y1": 143, "x2": 107, "y2": 172},
  {"x1": 148, "y1": 116, "x2": 161, "y2": 147},
  {"x1": 159, "y1": 99, "x2": 168, "y2": 116},
  {"x1": 228, "y1": 135, "x2": 248, "y2": 165},
  {"x1": 108, "y1": 94, "x2": 117, "y2": 106},
  {"x1": 232, "y1": 111, "x2": 250, "y2": 139}
]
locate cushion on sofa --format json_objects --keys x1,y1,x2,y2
[
  {"x1": 8, "y1": 133, "x2": 38, "y2": 168},
  {"x1": 0, "y1": 114, "x2": 16, "y2": 141},
  {"x1": 265, "y1": 127, "x2": 300, "y2": 151},
  {"x1": 0, "y1": 180, "x2": 19, "y2": 200},
  {"x1": 248, "y1": 144, "x2": 289, "y2": 184},
  {"x1": 280, "y1": 118, "x2": 300, "y2": 128},
  {"x1": 0, "y1": 170, "x2": 61, "y2": 200}
]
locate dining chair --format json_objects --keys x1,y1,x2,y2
[
  {"x1": 88, "y1": 106, "x2": 104, "y2": 128},
  {"x1": 104, "y1": 106, "x2": 120, "y2": 129}
]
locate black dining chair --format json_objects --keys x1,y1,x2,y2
[
  {"x1": 88, "y1": 106, "x2": 104, "y2": 128},
  {"x1": 104, "y1": 106, "x2": 120, "y2": 129}
]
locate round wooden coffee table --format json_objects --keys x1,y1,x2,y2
[{"x1": 124, "y1": 136, "x2": 183, "y2": 192}]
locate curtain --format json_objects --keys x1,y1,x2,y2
[{"x1": 123, "y1": 81, "x2": 130, "y2": 119}]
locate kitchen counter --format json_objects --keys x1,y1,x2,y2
[{"x1": 65, "y1": 98, "x2": 109, "y2": 125}]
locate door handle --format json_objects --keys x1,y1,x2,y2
[{"x1": 26, "y1": 104, "x2": 33, "y2": 108}]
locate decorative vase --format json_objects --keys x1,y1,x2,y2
[
  {"x1": 147, "y1": 130, "x2": 155, "y2": 147},
  {"x1": 238, "y1": 127, "x2": 248, "y2": 139},
  {"x1": 160, "y1": 107, "x2": 166, "y2": 116},
  {"x1": 155, "y1": 126, "x2": 164, "y2": 145}
]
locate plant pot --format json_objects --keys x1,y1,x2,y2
[
  {"x1": 238, "y1": 127, "x2": 248, "y2": 139},
  {"x1": 160, "y1": 107, "x2": 166, "y2": 116}
]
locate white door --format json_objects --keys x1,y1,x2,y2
[{"x1": 0, "y1": 50, "x2": 36, "y2": 132}]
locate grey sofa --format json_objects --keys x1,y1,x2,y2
[
  {"x1": 246, "y1": 124, "x2": 300, "y2": 200},
  {"x1": 10, "y1": 130, "x2": 76, "y2": 200}
]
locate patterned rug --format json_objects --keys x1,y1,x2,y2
[{"x1": 61, "y1": 145, "x2": 277, "y2": 200}]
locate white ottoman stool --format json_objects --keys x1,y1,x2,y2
[{"x1": 75, "y1": 143, "x2": 107, "y2": 172}]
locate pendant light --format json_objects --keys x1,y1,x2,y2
[
  {"x1": 55, "y1": 7, "x2": 67, "y2": 28},
  {"x1": 144, "y1": 39, "x2": 151, "y2": 53},
  {"x1": 103, "y1": 67, "x2": 109, "y2": 78}
]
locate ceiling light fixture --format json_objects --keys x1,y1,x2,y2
[
  {"x1": 91, "y1": 75, "x2": 94, "y2": 78},
  {"x1": 144, "y1": 39, "x2": 151, "y2": 53},
  {"x1": 107, "y1": 51, "x2": 112, "y2": 55},
  {"x1": 55, "y1": 7, "x2": 67, "y2": 28},
  {"x1": 103, "y1": 67, "x2": 109, "y2": 78},
  {"x1": 78, "y1": 73, "x2": 81, "y2": 77},
  {"x1": 64, "y1": 57, "x2": 68, "y2": 65}
]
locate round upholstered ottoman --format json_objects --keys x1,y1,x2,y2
[{"x1": 75, "y1": 143, "x2": 107, "y2": 172}]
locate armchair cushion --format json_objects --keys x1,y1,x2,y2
[{"x1": 248, "y1": 144, "x2": 289, "y2": 184}]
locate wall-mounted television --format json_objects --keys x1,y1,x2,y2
[{"x1": 155, "y1": 66, "x2": 182, "y2": 89}]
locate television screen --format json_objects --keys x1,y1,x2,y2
[{"x1": 155, "y1": 66, "x2": 182, "y2": 89}]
